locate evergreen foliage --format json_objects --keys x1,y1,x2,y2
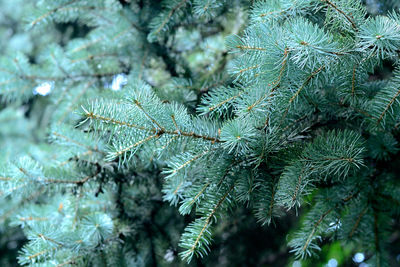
[{"x1": 0, "y1": 0, "x2": 400, "y2": 266}]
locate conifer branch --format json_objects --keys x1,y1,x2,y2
[
  {"x1": 56, "y1": 256, "x2": 83, "y2": 267},
  {"x1": 307, "y1": 194, "x2": 354, "y2": 240},
  {"x1": 2, "y1": 0, "x2": 399, "y2": 265},
  {"x1": 19, "y1": 217, "x2": 48, "y2": 222},
  {"x1": 238, "y1": 64, "x2": 260, "y2": 74},
  {"x1": 70, "y1": 28, "x2": 134, "y2": 54},
  {"x1": 261, "y1": 48, "x2": 289, "y2": 125},
  {"x1": 188, "y1": 182, "x2": 211, "y2": 207},
  {"x1": 282, "y1": 114, "x2": 309, "y2": 132},
  {"x1": 292, "y1": 191, "x2": 359, "y2": 257},
  {"x1": 171, "y1": 115, "x2": 181, "y2": 133},
  {"x1": 248, "y1": 81, "x2": 281, "y2": 113},
  {"x1": 247, "y1": 92, "x2": 269, "y2": 112},
  {"x1": 351, "y1": 64, "x2": 357, "y2": 98},
  {"x1": 235, "y1": 45, "x2": 267, "y2": 51},
  {"x1": 298, "y1": 41, "x2": 346, "y2": 56},
  {"x1": 160, "y1": 135, "x2": 179, "y2": 150},
  {"x1": 27, "y1": 246, "x2": 58, "y2": 261},
  {"x1": 247, "y1": 48, "x2": 288, "y2": 113},
  {"x1": 172, "y1": 180, "x2": 184, "y2": 195},
  {"x1": 300, "y1": 207, "x2": 334, "y2": 254},
  {"x1": 57, "y1": 81, "x2": 94, "y2": 124},
  {"x1": 376, "y1": 87, "x2": 400, "y2": 124},
  {"x1": 111, "y1": 134, "x2": 158, "y2": 157},
  {"x1": 37, "y1": 234, "x2": 63, "y2": 246},
  {"x1": 267, "y1": 184, "x2": 277, "y2": 222},
  {"x1": 70, "y1": 37, "x2": 108, "y2": 54},
  {"x1": 153, "y1": 0, "x2": 188, "y2": 36},
  {"x1": 200, "y1": 79, "x2": 225, "y2": 93},
  {"x1": 29, "y1": 0, "x2": 81, "y2": 28},
  {"x1": 322, "y1": 0, "x2": 358, "y2": 30},
  {"x1": 17, "y1": 166, "x2": 100, "y2": 185},
  {"x1": 273, "y1": 47, "x2": 289, "y2": 86},
  {"x1": 43, "y1": 172, "x2": 99, "y2": 185},
  {"x1": 72, "y1": 188, "x2": 82, "y2": 227},
  {"x1": 208, "y1": 91, "x2": 243, "y2": 112},
  {"x1": 0, "y1": 67, "x2": 119, "y2": 81},
  {"x1": 280, "y1": 65, "x2": 325, "y2": 124},
  {"x1": 51, "y1": 53, "x2": 72, "y2": 79},
  {"x1": 258, "y1": 7, "x2": 293, "y2": 19},
  {"x1": 0, "y1": 183, "x2": 30, "y2": 197},
  {"x1": 134, "y1": 99, "x2": 166, "y2": 132},
  {"x1": 216, "y1": 161, "x2": 237, "y2": 187},
  {"x1": 348, "y1": 205, "x2": 368, "y2": 238},
  {"x1": 84, "y1": 110, "x2": 154, "y2": 131},
  {"x1": 0, "y1": 188, "x2": 45, "y2": 224},
  {"x1": 333, "y1": 101, "x2": 374, "y2": 118},
  {"x1": 289, "y1": 65, "x2": 325, "y2": 104},
  {"x1": 186, "y1": 182, "x2": 235, "y2": 256},
  {"x1": 69, "y1": 53, "x2": 118, "y2": 64},
  {"x1": 292, "y1": 168, "x2": 305, "y2": 204},
  {"x1": 57, "y1": 150, "x2": 92, "y2": 166},
  {"x1": 318, "y1": 157, "x2": 355, "y2": 162},
  {"x1": 84, "y1": 110, "x2": 221, "y2": 142},
  {"x1": 169, "y1": 150, "x2": 210, "y2": 175},
  {"x1": 51, "y1": 131, "x2": 100, "y2": 153}
]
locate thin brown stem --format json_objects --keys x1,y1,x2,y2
[
  {"x1": 351, "y1": 64, "x2": 357, "y2": 98},
  {"x1": 153, "y1": 0, "x2": 187, "y2": 36},
  {"x1": 187, "y1": 182, "x2": 236, "y2": 256},
  {"x1": 235, "y1": 45, "x2": 267, "y2": 51},
  {"x1": 301, "y1": 207, "x2": 334, "y2": 253},
  {"x1": 280, "y1": 65, "x2": 325, "y2": 124},
  {"x1": 349, "y1": 206, "x2": 368, "y2": 238},
  {"x1": 134, "y1": 100, "x2": 166, "y2": 132},
  {"x1": 85, "y1": 111, "x2": 221, "y2": 143},
  {"x1": 377, "y1": 88, "x2": 400, "y2": 124},
  {"x1": 323, "y1": 0, "x2": 358, "y2": 30}
]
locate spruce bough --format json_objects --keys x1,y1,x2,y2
[{"x1": 0, "y1": 0, "x2": 399, "y2": 266}]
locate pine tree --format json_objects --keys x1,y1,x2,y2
[{"x1": 1, "y1": 0, "x2": 400, "y2": 266}]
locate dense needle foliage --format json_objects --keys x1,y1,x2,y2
[{"x1": 0, "y1": 0, "x2": 400, "y2": 266}]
